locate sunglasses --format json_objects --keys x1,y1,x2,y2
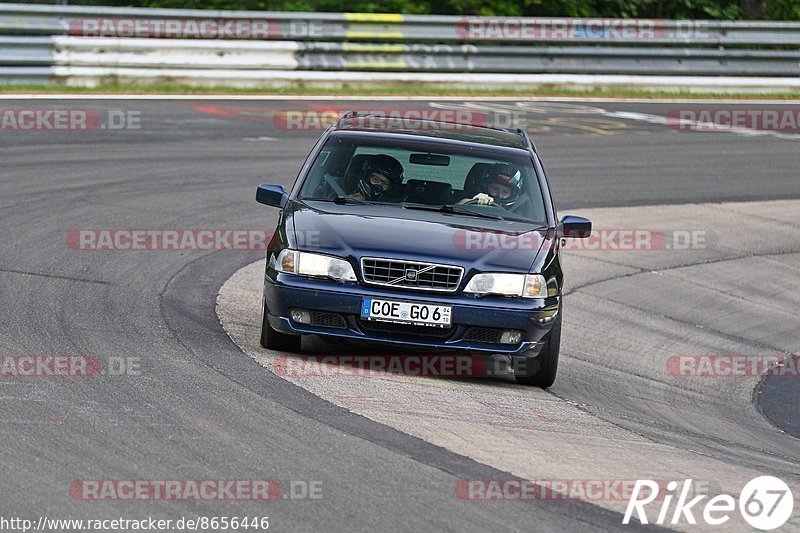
[{"x1": 368, "y1": 171, "x2": 392, "y2": 190}]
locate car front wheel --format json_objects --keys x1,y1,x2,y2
[
  {"x1": 260, "y1": 299, "x2": 302, "y2": 352},
  {"x1": 514, "y1": 308, "x2": 561, "y2": 388}
]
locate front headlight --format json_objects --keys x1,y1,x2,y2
[
  {"x1": 272, "y1": 249, "x2": 356, "y2": 281},
  {"x1": 464, "y1": 273, "x2": 548, "y2": 298}
]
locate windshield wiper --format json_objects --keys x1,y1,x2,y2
[
  {"x1": 441, "y1": 204, "x2": 504, "y2": 220},
  {"x1": 402, "y1": 202, "x2": 504, "y2": 220},
  {"x1": 303, "y1": 196, "x2": 370, "y2": 205}
]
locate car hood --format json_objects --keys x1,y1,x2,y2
[{"x1": 289, "y1": 202, "x2": 547, "y2": 273}]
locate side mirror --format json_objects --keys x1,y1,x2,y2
[
  {"x1": 560, "y1": 215, "x2": 592, "y2": 238},
  {"x1": 256, "y1": 184, "x2": 288, "y2": 208}
]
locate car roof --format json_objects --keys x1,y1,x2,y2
[{"x1": 332, "y1": 111, "x2": 534, "y2": 151}]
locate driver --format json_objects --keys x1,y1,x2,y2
[
  {"x1": 351, "y1": 154, "x2": 404, "y2": 202},
  {"x1": 459, "y1": 163, "x2": 522, "y2": 210}
]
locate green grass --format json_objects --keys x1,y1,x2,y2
[{"x1": 2, "y1": 82, "x2": 799, "y2": 99}]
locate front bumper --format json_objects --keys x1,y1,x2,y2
[{"x1": 263, "y1": 272, "x2": 559, "y2": 355}]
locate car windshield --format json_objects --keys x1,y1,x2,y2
[{"x1": 298, "y1": 135, "x2": 547, "y2": 224}]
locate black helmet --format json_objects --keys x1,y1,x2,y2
[
  {"x1": 357, "y1": 154, "x2": 403, "y2": 201},
  {"x1": 486, "y1": 163, "x2": 522, "y2": 209}
]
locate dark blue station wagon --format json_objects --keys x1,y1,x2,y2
[{"x1": 256, "y1": 112, "x2": 591, "y2": 387}]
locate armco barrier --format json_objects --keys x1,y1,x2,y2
[
  {"x1": 38, "y1": 38, "x2": 800, "y2": 76},
  {"x1": 1, "y1": 3, "x2": 799, "y2": 89},
  {"x1": 2, "y1": 3, "x2": 800, "y2": 46}
]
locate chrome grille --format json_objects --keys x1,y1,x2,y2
[{"x1": 360, "y1": 257, "x2": 463, "y2": 292}]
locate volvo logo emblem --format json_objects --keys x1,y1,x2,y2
[{"x1": 405, "y1": 269, "x2": 418, "y2": 281}]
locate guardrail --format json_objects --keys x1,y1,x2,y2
[
  {"x1": 1, "y1": 2, "x2": 799, "y2": 89},
  {"x1": 3, "y1": 3, "x2": 800, "y2": 46}
]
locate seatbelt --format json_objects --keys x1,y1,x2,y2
[{"x1": 323, "y1": 174, "x2": 346, "y2": 197}]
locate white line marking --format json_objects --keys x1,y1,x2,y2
[{"x1": 437, "y1": 101, "x2": 800, "y2": 141}]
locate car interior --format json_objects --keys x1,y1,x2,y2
[{"x1": 302, "y1": 148, "x2": 543, "y2": 221}]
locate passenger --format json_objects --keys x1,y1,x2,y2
[{"x1": 351, "y1": 155, "x2": 404, "y2": 202}]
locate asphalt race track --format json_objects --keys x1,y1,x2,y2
[{"x1": 1, "y1": 97, "x2": 798, "y2": 532}]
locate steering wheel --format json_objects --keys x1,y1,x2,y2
[{"x1": 461, "y1": 197, "x2": 499, "y2": 207}]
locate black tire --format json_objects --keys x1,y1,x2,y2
[
  {"x1": 514, "y1": 310, "x2": 561, "y2": 388},
  {"x1": 260, "y1": 300, "x2": 302, "y2": 352}
]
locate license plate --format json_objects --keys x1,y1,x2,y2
[{"x1": 361, "y1": 298, "x2": 452, "y2": 327}]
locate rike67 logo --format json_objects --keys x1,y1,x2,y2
[{"x1": 624, "y1": 476, "x2": 794, "y2": 530}]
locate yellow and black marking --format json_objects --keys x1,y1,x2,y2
[{"x1": 345, "y1": 12, "x2": 405, "y2": 40}]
